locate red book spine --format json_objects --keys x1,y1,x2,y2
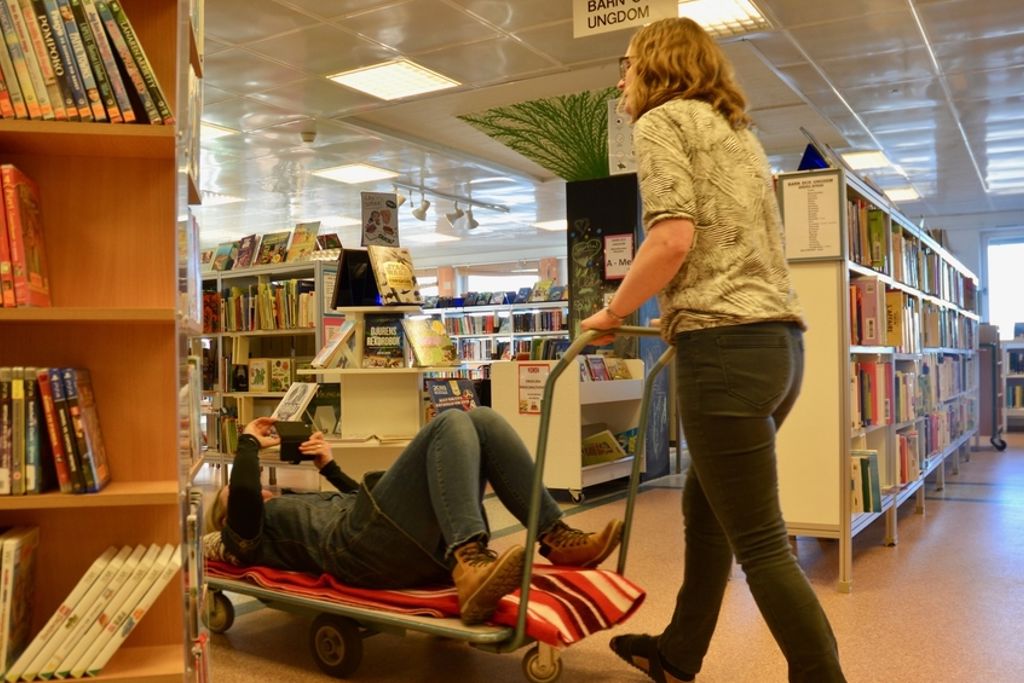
[{"x1": 35, "y1": 369, "x2": 72, "y2": 492}]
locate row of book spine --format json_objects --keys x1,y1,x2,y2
[
  {"x1": 202, "y1": 279, "x2": 318, "y2": 333},
  {"x1": 0, "y1": 0, "x2": 171, "y2": 123},
  {"x1": 0, "y1": 367, "x2": 108, "y2": 496},
  {"x1": 852, "y1": 354, "x2": 974, "y2": 431},
  {"x1": 3, "y1": 542, "x2": 181, "y2": 681},
  {"x1": 849, "y1": 276, "x2": 977, "y2": 351}
]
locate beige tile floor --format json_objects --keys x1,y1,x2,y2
[{"x1": 206, "y1": 433, "x2": 1024, "y2": 682}]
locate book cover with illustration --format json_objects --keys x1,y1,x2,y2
[
  {"x1": 402, "y1": 318, "x2": 459, "y2": 367},
  {"x1": 528, "y1": 278, "x2": 554, "y2": 302},
  {"x1": 270, "y1": 382, "x2": 319, "y2": 422},
  {"x1": 425, "y1": 378, "x2": 479, "y2": 415},
  {"x1": 0, "y1": 526, "x2": 40, "y2": 676},
  {"x1": 1, "y1": 165, "x2": 51, "y2": 307},
  {"x1": 362, "y1": 314, "x2": 405, "y2": 368},
  {"x1": 211, "y1": 241, "x2": 237, "y2": 271},
  {"x1": 268, "y1": 358, "x2": 292, "y2": 392},
  {"x1": 311, "y1": 319, "x2": 356, "y2": 369},
  {"x1": 247, "y1": 359, "x2": 269, "y2": 392},
  {"x1": 367, "y1": 246, "x2": 422, "y2": 305},
  {"x1": 253, "y1": 231, "x2": 290, "y2": 266},
  {"x1": 316, "y1": 233, "x2": 342, "y2": 250},
  {"x1": 62, "y1": 368, "x2": 109, "y2": 492},
  {"x1": 232, "y1": 234, "x2": 260, "y2": 269},
  {"x1": 286, "y1": 221, "x2": 320, "y2": 262}
]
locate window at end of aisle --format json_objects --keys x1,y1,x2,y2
[{"x1": 985, "y1": 236, "x2": 1024, "y2": 340}]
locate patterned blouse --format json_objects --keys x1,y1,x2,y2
[{"x1": 632, "y1": 98, "x2": 805, "y2": 339}]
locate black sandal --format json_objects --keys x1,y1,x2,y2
[{"x1": 609, "y1": 634, "x2": 695, "y2": 682}]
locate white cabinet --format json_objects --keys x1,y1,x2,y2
[{"x1": 490, "y1": 359, "x2": 644, "y2": 498}]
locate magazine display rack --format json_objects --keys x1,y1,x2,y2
[
  {"x1": 0, "y1": 0, "x2": 203, "y2": 679},
  {"x1": 490, "y1": 359, "x2": 644, "y2": 500},
  {"x1": 776, "y1": 167, "x2": 979, "y2": 591}
]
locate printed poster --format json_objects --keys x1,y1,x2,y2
[
  {"x1": 360, "y1": 192, "x2": 399, "y2": 246},
  {"x1": 603, "y1": 233, "x2": 633, "y2": 280},
  {"x1": 517, "y1": 362, "x2": 551, "y2": 415}
]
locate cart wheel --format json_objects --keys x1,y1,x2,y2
[
  {"x1": 205, "y1": 591, "x2": 234, "y2": 634},
  {"x1": 992, "y1": 436, "x2": 1007, "y2": 451},
  {"x1": 568, "y1": 489, "x2": 585, "y2": 504},
  {"x1": 522, "y1": 645, "x2": 563, "y2": 683},
  {"x1": 309, "y1": 614, "x2": 363, "y2": 678}
]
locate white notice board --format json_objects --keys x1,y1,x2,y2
[{"x1": 781, "y1": 174, "x2": 842, "y2": 261}]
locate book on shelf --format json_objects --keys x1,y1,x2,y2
[
  {"x1": 424, "y1": 378, "x2": 480, "y2": 417},
  {"x1": 53, "y1": 543, "x2": 163, "y2": 678},
  {"x1": 583, "y1": 354, "x2": 610, "y2": 381},
  {"x1": 42, "y1": 367, "x2": 84, "y2": 492},
  {"x1": 200, "y1": 248, "x2": 215, "y2": 273},
  {"x1": 211, "y1": 241, "x2": 236, "y2": 272},
  {"x1": 270, "y1": 382, "x2": 318, "y2": 422},
  {"x1": 4, "y1": 0, "x2": 55, "y2": 120},
  {"x1": 513, "y1": 286, "x2": 532, "y2": 304},
  {"x1": 286, "y1": 221, "x2": 319, "y2": 262},
  {"x1": 850, "y1": 276, "x2": 884, "y2": 346},
  {"x1": 71, "y1": 0, "x2": 130, "y2": 122},
  {"x1": 361, "y1": 314, "x2": 405, "y2": 368},
  {"x1": 402, "y1": 318, "x2": 459, "y2": 367},
  {"x1": 268, "y1": 357, "x2": 292, "y2": 392},
  {"x1": 528, "y1": 279, "x2": 554, "y2": 303},
  {"x1": 61, "y1": 367, "x2": 110, "y2": 492},
  {"x1": 316, "y1": 233, "x2": 341, "y2": 250},
  {"x1": 0, "y1": 526, "x2": 39, "y2": 676},
  {"x1": 34, "y1": 543, "x2": 144, "y2": 679},
  {"x1": 581, "y1": 427, "x2": 627, "y2": 466},
  {"x1": 99, "y1": 0, "x2": 174, "y2": 123},
  {"x1": 83, "y1": 544, "x2": 181, "y2": 677},
  {"x1": 232, "y1": 234, "x2": 259, "y2": 269},
  {"x1": 253, "y1": 230, "x2": 290, "y2": 266},
  {"x1": 3, "y1": 546, "x2": 117, "y2": 682},
  {"x1": 850, "y1": 449, "x2": 882, "y2": 513},
  {"x1": 35, "y1": 0, "x2": 89, "y2": 121},
  {"x1": 311, "y1": 318, "x2": 356, "y2": 369},
  {"x1": 603, "y1": 356, "x2": 632, "y2": 380},
  {"x1": 247, "y1": 358, "x2": 269, "y2": 393},
  {"x1": 1, "y1": 164, "x2": 51, "y2": 307},
  {"x1": 331, "y1": 247, "x2": 378, "y2": 308},
  {"x1": 547, "y1": 284, "x2": 567, "y2": 302},
  {"x1": 367, "y1": 245, "x2": 422, "y2": 305}
]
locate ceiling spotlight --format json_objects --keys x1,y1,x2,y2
[
  {"x1": 445, "y1": 202, "x2": 464, "y2": 226},
  {"x1": 393, "y1": 186, "x2": 407, "y2": 206},
  {"x1": 464, "y1": 208, "x2": 479, "y2": 230},
  {"x1": 412, "y1": 195, "x2": 431, "y2": 221}
]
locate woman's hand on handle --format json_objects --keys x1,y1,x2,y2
[{"x1": 581, "y1": 308, "x2": 623, "y2": 346}]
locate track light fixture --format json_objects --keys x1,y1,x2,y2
[
  {"x1": 393, "y1": 185, "x2": 407, "y2": 206},
  {"x1": 464, "y1": 208, "x2": 479, "y2": 230},
  {"x1": 411, "y1": 192, "x2": 430, "y2": 221},
  {"x1": 445, "y1": 202, "x2": 464, "y2": 226},
  {"x1": 393, "y1": 182, "x2": 510, "y2": 216}
]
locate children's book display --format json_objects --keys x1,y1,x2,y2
[{"x1": 402, "y1": 318, "x2": 458, "y2": 367}]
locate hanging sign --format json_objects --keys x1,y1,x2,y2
[
  {"x1": 573, "y1": 0, "x2": 677, "y2": 38},
  {"x1": 360, "y1": 192, "x2": 399, "y2": 246}
]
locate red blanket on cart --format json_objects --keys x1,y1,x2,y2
[{"x1": 205, "y1": 560, "x2": 645, "y2": 647}]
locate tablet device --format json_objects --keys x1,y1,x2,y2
[{"x1": 276, "y1": 421, "x2": 312, "y2": 464}]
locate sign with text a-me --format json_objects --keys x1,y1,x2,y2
[{"x1": 573, "y1": 0, "x2": 677, "y2": 38}]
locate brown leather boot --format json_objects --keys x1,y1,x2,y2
[
  {"x1": 539, "y1": 519, "x2": 624, "y2": 568},
  {"x1": 452, "y1": 541, "x2": 525, "y2": 625}
]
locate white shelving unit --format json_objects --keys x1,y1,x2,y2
[
  {"x1": 1004, "y1": 340, "x2": 1024, "y2": 431},
  {"x1": 423, "y1": 300, "x2": 569, "y2": 366},
  {"x1": 776, "y1": 167, "x2": 979, "y2": 592},
  {"x1": 490, "y1": 359, "x2": 644, "y2": 499}
]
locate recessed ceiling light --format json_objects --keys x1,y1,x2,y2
[
  {"x1": 533, "y1": 219, "x2": 567, "y2": 231},
  {"x1": 200, "y1": 190, "x2": 244, "y2": 206},
  {"x1": 678, "y1": 0, "x2": 771, "y2": 37},
  {"x1": 885, "y1": 187, "x2": 921, "y2": 202},
  {"x1": 328, "y1": 59, "x2": 460, "y2": 101},
  {"x1": 405, "y1": 232, "x2": 462, "y2": 244},
  {"x1": 841, "y1": 150, "x2": 893, "y2": 170},
  {"x1": 200, "y1": 122, "x2": 238, "y2": 141},
  {"x1": 311, "y1": 163, "x2": 399, "y2": 184}
]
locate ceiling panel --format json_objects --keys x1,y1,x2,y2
[
  {"x1": 248, "y1": 79, "x2": 382, "y2": 118},
  {"x1": 273, "y1": 0, "x2": 399, "y2": 20},
  {"x1": 412, "y1": 36, "x2": 557, "y2": 85},
  {"x1": 918, "y1": 0, "x2": 1024, "y2": 43},
  {"x1": 758, "y1": 0, "x2": 905, "y2": 28},
  {"x1": 785, "y1": 10, "x2": 921, "y2": 62},
  {"x1": 203, "y1": 49, "x2": 307, "y2": 93},
  {"x1": 932, "y1": 32, "x2": 1024, "y2": 72},
  {"x1": 246, "y1": 24, "x2": 399, "y2": 75},
  {"x1": 447, "y1": 0, "x2": 573, "y2": 32},
  {"x1": 514, "y1": 21, "x2": 628, "y2": 65},
  {"x1": 336, "y1": 0, "x2": 500, "y2": 55},
  {"x1": 205, "y1": 0, "x2": 317, "y2": 44},
  {"x1": 201, "y1": 97, "x2": 307, "y2": 133}
]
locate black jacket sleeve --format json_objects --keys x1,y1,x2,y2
[
  {"x1": 319, "y1": 460, "x2": 359, "y2": 493},
  {"x1": 226, "y1": 434, "x2": 264, "y2": 540}
]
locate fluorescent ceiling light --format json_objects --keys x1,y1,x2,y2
[
  {"x1": 405, "y1": 232, "x2": 462, "y2": 244},
  {"x1": 200, "y1": 122, "x2": 238, "y2": 142},
  {"x1": 841, "y1": 150, "x2": 893, "y2": 170},
  {"x1": 328, "y1": 59, "x2": 460, "y2": 101},
  {"x1": 533, "y1": 219, "x2": 567, "y2": 231},
  {"x1": 885, "y1": 187, "x2": 921, "y2": 202},
  {"x1": 678, "y1": 0, "x2": 770, "y2": 37},
  {"x1": 311, "y1": 163, "x2": 399, "y2": 184},
  {"x1": 200, "y1": 190, "x2": 244, "y2": 206}
]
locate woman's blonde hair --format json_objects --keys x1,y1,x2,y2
[{"x1": 626, "y1": 17, "x2": 751, "y2": 130}]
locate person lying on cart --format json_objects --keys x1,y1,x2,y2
[{"x1": 204, "y1": 407, "x2": 623, "y2": 625}]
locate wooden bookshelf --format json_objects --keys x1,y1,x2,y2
[{"x1": 0, "y1": 0, "x2": 200, "y2": 679}]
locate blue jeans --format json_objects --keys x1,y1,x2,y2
[
  {"x1": 372, "y1": 407, "x2": 564, "y2": 561},
  {"x1": 658, "y1": 322, "x2": 845, "y2": 682}
]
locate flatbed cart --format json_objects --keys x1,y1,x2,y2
[{"x1": 204, "y1": 326, "x2": 673, "y2": 681}]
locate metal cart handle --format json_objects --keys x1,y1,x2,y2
[{"x1": 499, "y1": 325, "x2": 675, "y2": 653}]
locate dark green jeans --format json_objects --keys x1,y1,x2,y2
[{"x1": 658, "y1": 321, "x2": 845, "y2": 682}]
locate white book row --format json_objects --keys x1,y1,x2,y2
[{"x1": 4, "y1": 543, "x2": 181, "y2": 681}]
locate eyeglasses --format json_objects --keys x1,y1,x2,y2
[{"x1": 618, "y1": 56, "x2": 633, "y2": 79}]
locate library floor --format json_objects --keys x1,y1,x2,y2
[{"x1": 208, "y1": 433, "x2": 1024, "y2": 682}]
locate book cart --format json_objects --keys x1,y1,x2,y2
[
  {"x1": 977, "y1": 324, "x2": 1006, "y2": 450},
  {"x1": 776, "y1": 167, "x2": 979, "y2": 591},
  {"x1": 0, "y1": 0, "x2": 206, "y2": 679},
  {"x1": 1003, "y1": 340, "x2": 1024, "y2": 435},
  {"x1": 204, "y1": 326, "x2": 668, "y2": 682}
]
